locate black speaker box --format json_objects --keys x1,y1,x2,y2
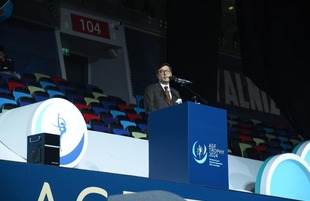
[{"x1": 27, "y1": 133, "x2": 60, "y2": 166}]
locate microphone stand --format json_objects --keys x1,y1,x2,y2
[{"x1": 178, "y1": 82, "x2": 208, "y2": 105}]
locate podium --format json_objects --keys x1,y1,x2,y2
[{"x1": 148, "y1": 101, "x2": 228, "y2": 189}]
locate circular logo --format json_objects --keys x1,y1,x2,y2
[
  {"x1": 29, "y1": 98, "x2": 88, "y2": 167},
  {"x1": 192, "y1": 141, "x2": 207, "y2": 164}
]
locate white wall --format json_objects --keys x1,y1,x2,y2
[{"x1": 0, "y1": 128, "x2": 262, "y2": 192}]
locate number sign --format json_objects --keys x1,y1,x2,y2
[{"x1": 70, "y1": 13, "x2": 110, "y2": 39}]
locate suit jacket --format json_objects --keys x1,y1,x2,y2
[{"x1": 143, "y1": 82, "x2": 180, "y2": 114}]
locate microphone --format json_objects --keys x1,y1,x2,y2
[{"x1": 169, "y1": 76, "x2": 193, "y2": 84}]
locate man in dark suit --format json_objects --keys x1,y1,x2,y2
[{"x1": 143, "y1": 63, "x2": 182, "y2": 114}]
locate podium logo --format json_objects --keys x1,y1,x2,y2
[{"x1": 192, "y1": 141, "x2": 207, "y2": 164}]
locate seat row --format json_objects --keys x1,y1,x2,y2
[
  {"x1": 0, "y1": 72, "x2": 148, "y2": 139},
  {"x1": 2, "y1": 72, "x2": 304, "y2": 155}
]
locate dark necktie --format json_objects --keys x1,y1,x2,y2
[{"x1": 164, "y1": 86, "x2": 171, "y2": 104}]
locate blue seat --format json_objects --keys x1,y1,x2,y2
[
  {"x1": 108, "y1": 122, "x2": 123, "y2": 130},
  {"x1": 0, "y1": 72, "x2": 18, "y2": 82},
  {"x1": 112, "y1": 128, "x2": 130, "y2": 136},
  {"x1": 90, "y1": 102, "x2": 108, "y2": 115},
  {"x1": 89, "y1": 119, "x2": 111, "y2": 133},
  {"x1": 46, "y1": 89, "x2": 65, "y2": 98},
  {"x1": 12, "y1": 91, "x2": 32, "y2": 102},
  {"x1": 86, "y1": 84, "x2": 103, "y2": 93},
  {"x1": 20, "y1": 73, "x2": 37, "y2": 85},
  {"x1": 108, "y1": 95, "x2": 126, "y2": 105},
  {"x1": 18, "y1": 96, "x2": 36, "y2": 106},
  {"x1": 133, "y1": 106, "x2": 145, "y2": 114},
  {"x1": 39, "y1": 78, "x2": 56, "y2": 89},
  {"x1": 137, "y1": 123, "x2": 148, "y2": 133},
  {"x1": 110, "y1": 109, "x2": 126, "y2": 119},
  {"x1": 64, "y1": 89, "x2": 82, "y2": 102},
  {"x1": 0, "y1": 85, "x2": 9, "y2": 94},
  {"x1": 100, "y1": 100, "x2": 116, "y2": 109},
  {"x1": 57, "y1": 81, "x2": 74, "y2": 92},
  {"x1": 135, "y1": 94, "x2": 144, "y2": 108},
  {"x1": 120, "y1": 120, "x2": 137, "y2": 130},
  {"x1": 32, "y1": 91, "x2": 50, "y2": 102},
  {"x1": 101, "y1": 116, "x2": 117, "y2": 127},
  {"x1": 0, "y1": 93, "x2": 16, "y2": 108},
  {"x1": 92, "y1": 124, "x2": 110, "y2": 133}
]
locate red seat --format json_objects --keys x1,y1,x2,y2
[
  {"x1": 117, "y1": 104, "x2": 133, "y2": 112},
  {"x1": 127, "y1": 113, "x2": 142, "y2": 122},
  {"x1": 50, "y1": 76, "x2": 67, "y2": 84},
  {"x1": 82, "y1": 113, "x2": 100, "y2": 124},
  {"x1": 7, "y1": 79, "x2": 26, "y2": 92},
  {"x1": 74, "y1": 103, "x2": 90, "y2": 110}
]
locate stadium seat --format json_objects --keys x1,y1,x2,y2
[
  {"x1": 12, "y1": 90, "x2": 32, "y2": 102},
  {"x1": 7, "y1": 79, "x2": 26, "y2": 92},
  {"x1": 117, "y1": 103, "x2": 133, "y2": 112},
  {"x1": 111, "y1": 128, "x2": 130, "y2": 136},
  {"x1": 133, "y1": 106, "x2": 145, "y2": 115},
  {"x1": 89, "y1": 119, "x2": 111, "y2": 133},
  {"x1": 108, "y1": 95, "x2": 126, "y2": 105},
  {"x1": 136, "y1": 122, "x2": 148, "y2": 133},
  {"x1": 74, "y1": 102, "x2": 90, "y2": 110},
  {"x1": 0, "y1": 73, "x2": 18, "y2": 82},
  {"x1": 84, "y1": 97, "x2": 100, "y2": 106},
  {"x1": 110, "y1": 109, "x2": 126, "y2": 119},
  {"x1": 17, "y1": 96, "x2": 36, "y2": 106},
  {"x1": 0, "y1": 84, "x2": 9, "y2": 94},
  {"x1": 90, "y1": 102, "x2": 108, "y2": 115},
  {"x1": 32, "y1": 91, "x2": 50, "y2": 102},
  {"x1": 0, "y1": 93, "x2": 16, "y2": 108},
  {"x1": 34, "y1": 72, "x2": 50, "y2": 81},
  {"x1": 57, "y1": 81, "x2": 74, "y2": 92},
  {"x1": 50, "y1": 76, "x2": 67, "y2": 84},
  {"x1": 239, "y1": 142, "x2": 253, "y2": 158},
  {"x1": 108, "y1": 122, "x2": 123, "y2": 130},
  {"x1": 39, "y1": 77, "x2": 56, "y2": 89},
  {"x1": 82, "y1": 113, "x2": 100, "y2": 124},
  {"x1": 27, "y1": 85, "x2": 45, "y2": 95},
  {"x1": 63, "y1": 89, "x2": 82, "y2": 102},
  {"x1": 243, "y1": 147, "x2": 259, "y2": 160},
  {"x1": 131, "y1": 131, "x2": 148, "y2": 139},
  {"x1": 1, "y1": 102, "x2": 18, "y2": 113},
  {"x1": 46, "y1": 88, "x2": 65, "y2": 98},
  {"x1": 92, "y1": 91, "x2": 107, "y2": 99},
  {"x1": 120, "y1": 120, "x2": 137, "y2": 130},
  {"x1": 86, "y1": 84, "x2": 103, "y2": 93},
  {"x1": 127, "y1": 113, "x2": 143, "y2": 122},
  {"x1": 100, "y1": 116, "x2": 117, "y2": 127},
  {"x1": 99, "y1": 100, "x2": 116, "y2": 110},
  {"x1": 134, "y1": 94, "x2": 144, "y2": 108},
  {"x1": 20, "y1": 73, "x2": 37, "y2": 85}
]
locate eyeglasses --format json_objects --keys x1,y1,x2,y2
[{"x1": 158, "y1": 70, "x2": 171, "y2": 74}]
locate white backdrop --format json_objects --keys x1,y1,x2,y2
[{"x1": 0, "y1": 99, "x2": 262, "y2": 192}]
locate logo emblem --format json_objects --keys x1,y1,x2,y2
[
  {"x1": 30, "y1": 98, "x2": 88, "y2": 167},
  {"x1": 192, "y1": 141, "x2": 207, "y2": 164}
]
